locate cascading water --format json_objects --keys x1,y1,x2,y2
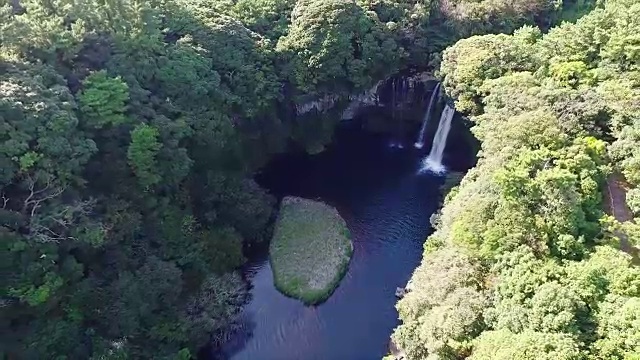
[
  {"x1": 397, "y1": 78, "x2": 409, "y2": 148},
  {"x1": 389, "y1": 78, "x2": 400, "y2": 148},
  {"x1": 420, "y1": 103, "x2": 455, "y2": 174},
  {"x1": 391, "y1": 78, "x2": 397, "y2": 119},
  {"x1": 389, "y1": 76, "x2": 417, "y2": 149},
  {"x1": 414, "y1": 82, "x2": 441, "y2": 149}
]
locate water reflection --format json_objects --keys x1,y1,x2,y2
[{"x1": 219, "y1": 124, "x2": 471, "y2": 360}]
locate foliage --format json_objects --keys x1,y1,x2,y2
[
  {"x1": 356, "y1": 0, "x2": 431, "y2": 65},
  {"x1": 0, "y1": 0, "x2": 281, "y2": 357},
  {"x1": 591, "y1": 295, "x2": 640, "y2": 359},
  {"x1": 127, "y1": 123, "x2": 162, "y2": 189},
  {"x1": 269, "y1": 196, "x2": 352, "y2": 304},
  {"x1": 393, "y1": 247, "x2": 486, "y2": 359},
  {"x1": 470, "y1": 330, "x2": 583, "y2": 360},
  {"x1": 233, "y1": 0, "x2": 296, "y2": 40},
  {"x1": 628, "y1": 188, "x2": 640, "y2": 216},
  {"x1": 166, "y1": 0, "x2": 281, "y2": 118},
  {"x1": 78, "y1": 70, "x2": 130, "y2": 128},
  {"x1": 277, "y1": 0, "x2": 402, "y2": 97},
  {"x1": 2, "y1": 0, "x2": 638, "y2": 357},
  {"x1": 435, "y1": 0, "x2": 562, "y2": 37},
  {"x1": 394, "y1": 1, "x2": 640, "y2": 359},
  {"x1": 439, "y1": 27, "x2": 542, "y2": 114}
]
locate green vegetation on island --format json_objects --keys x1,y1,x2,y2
[{"x1": 270, "y1": 197, "x2": 353, "y2": 304}]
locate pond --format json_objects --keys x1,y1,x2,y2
[{"x1": 220, "y1": 119, "x2": 473, "y2": 360}]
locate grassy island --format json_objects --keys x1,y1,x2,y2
[{"x1": 269, "y1": 196, "x2": 353, "y2": 304}]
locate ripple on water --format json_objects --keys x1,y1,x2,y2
[{"x1": 221, "y1": 129, "x2": 450, "y2": 360}]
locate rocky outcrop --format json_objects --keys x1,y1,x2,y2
[
  {"x1": 387, "y1": 339, "x2": 407, "y2": 360},
  {"x1": 295, "y1": 94, "x2": 340, "y2": 115},
  {"x1": 294, "y1": 71, "x2": 437, "y2": 120},
  {"x1": 341, "y1": 80, "x2": 384, "y2": 120}
]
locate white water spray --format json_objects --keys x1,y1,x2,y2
[
  {"x1": 414, "y1": 82, "x2": 441, "y2": 149},
  {"x1": 420, "y1": 104, "x2": 455, "y2": 174}
]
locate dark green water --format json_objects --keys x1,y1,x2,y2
[{"x1": 218, "y1": 121, "x2": 473, "y2": 360}]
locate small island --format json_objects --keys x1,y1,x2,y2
[{"x1": 269, "y1": 196, "x2": 353, "y2": 304}]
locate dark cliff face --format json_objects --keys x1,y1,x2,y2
[
  {"x1": 357, "y1": 74, "x2": 439, "y2": 137},
  {"x1": 290, "y1": 70, "x2": 437, "y2": 137},
  {"x1": 283, "y1": 71, "x2": 479, "y2": 169}
]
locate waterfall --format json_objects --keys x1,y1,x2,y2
[
  {"x1": 420, "y1": 103, "x2": 455, "y2": 174},
  {"x1": 391, "y1": 78, "x2": 397, "y2": 120},
  {"x1": 414, "y1": 82, "x2": 441, "y2": 149},
  {"x1": 402, "y1": 77, "x2": 408, "y2": 104}
]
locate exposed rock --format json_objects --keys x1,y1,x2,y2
[
  {"x1": 296, "y1": 95, "x2": 340, "y2": 115},
  {"x1": 388, "y1": 338, "x2": 407, "y2": 360},
  {"x1": 341, "y1": 80, "x2": 384, "y2": 120},
  {"x1": 296, "y1": 71, "x2": 436, "y2": 119}
]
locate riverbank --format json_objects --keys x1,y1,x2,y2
[{"x1": 269, "y1": 196, "x2": 353, "y2": 304}]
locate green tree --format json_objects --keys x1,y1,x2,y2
[
  {"x1": 127, "y1": 123, "x2": 162, "y2": 189},
  {"x1": 436, "y1": 0, "x2": 561, "y2": 38},
  {"x1": 393, "y1": 247, "x2": 486, "y2": 359},
  {"x1": 470, "y1": 330, "x2": 583, "y2": 360},
  {"x1": 394, "y1": 3, "x2": 640, "y2": 359},
  {"x1": 277, "y1": 0, "x2": 401, "y2": 97},
  {"x1": 592, "y1": 295, "x2": 640, "y2": 359},
  {"x1": 233, "y1": 0, "x2": 296, "y2": 40},
  {"x1": 628, "y1": 188, "x2": 640, "y2": 215},
  {"x1": 440, "y1": 27, "x2": 541, "y2": 114},
  {"x1": 78, "y1": 70, "x2": 130, "y2": 128}
]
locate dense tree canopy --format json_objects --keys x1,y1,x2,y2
[
  {"x1": 2, "y1": 0, "x2": 637, "y2": 358},
  {"x1": 393, "y1": 0, "x2": 640, "y2": 359},
  {"x1": 277, "y1": 0, "x2": 402, "y2": 97},
  {"x1": 0, "y1": 0, "x2": 282, "y2": 357}
]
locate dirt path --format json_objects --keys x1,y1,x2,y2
[
  {"x1": 604, "y1": 174, "x2": 639, "y2": 262},
  {"x1": 604, "y1": 174, "x2": 633, "y2": 222}
]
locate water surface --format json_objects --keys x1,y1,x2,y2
[{"x1": 221, "y1": 123, "x2": 470, "y2": 360}]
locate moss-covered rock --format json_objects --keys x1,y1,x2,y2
[{"x1": 269, "y1": 196, "x2": 353, "y2": 304}]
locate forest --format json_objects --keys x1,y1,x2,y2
[
  {"x1": 0, "y1": 0, "x2": 638, "y2": 359},
  {"x1": 393, "y1": 0, "x2": 640, "y2": 359}
]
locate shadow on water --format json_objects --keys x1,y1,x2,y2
[{"x1": 216, "y1": 118, "x2": 474, "y2": 360}]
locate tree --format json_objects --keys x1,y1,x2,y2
[
  {"x1": 183, "y1": 272, "x2": 247, "y2": 348},
  {"x1": 470, "y1": 330, "x2": 583, "y2": 360},
  {"x1": 78, "y1": 70, "x2": 130, "y2": 128},
  {"x1": 628, "y1": 188, "x2": 640, "y2": 215},
  {"x1": 232, "y1": 0, "x2": 296, "y2": 40},
  {"x1": 440, "y1": 27, "x2": 541, "y2": 114},
  {"x1": 166, "y1": 0, "x2": 280, "y2": 117},
  {"x1": 393, "y1": 248, "x2": 487, "y2": 359},
  {"x1": 393, "y1": 3, "x2": 640, "y2": 359},
  {"x1": 592, "y1": 295, "x2": 640, "y2": 359},
  {"x1": 277, "y1": 0, "x2": 401, "y2": 97},
  {"x1": 127, "y1": 123, "x2": 162, "y2": 189},
  {"x1": 1, "y1": 0, "x2": 274, "y2": 358},
  {"x1": 0, "y1": 62, "x2": 96, "y2": 185},
  {"x1": 436, "y1": 0, "x2": 561, "y2": 38}
]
